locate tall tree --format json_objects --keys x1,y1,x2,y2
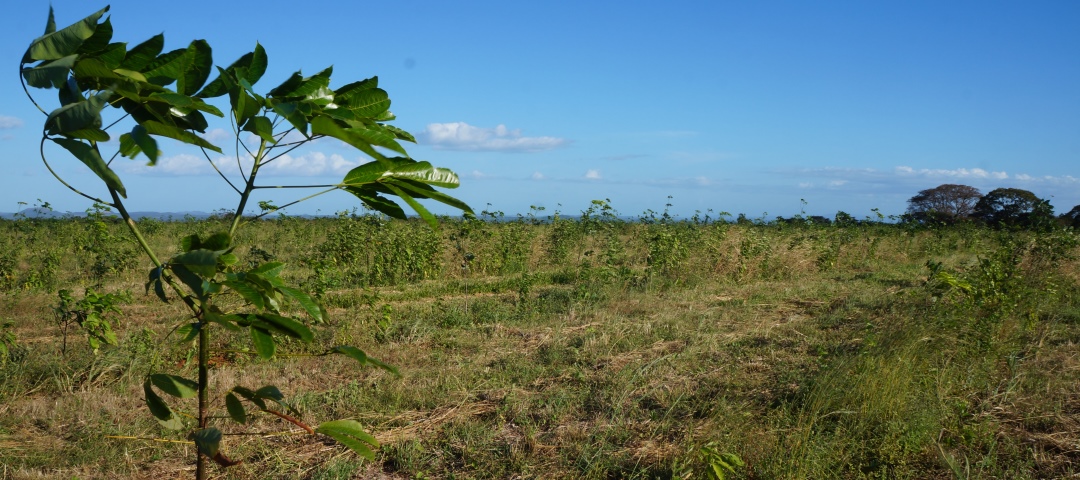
[
  {"x1": 972, "y1": 188, "x2": 1054, "y2": 228},
  {"x1": 905, "y1": 184, "x2": 982, "y2": 223},
  {"x1": 1060, "y1": 205, "x2": 1080, "y2": 228}
]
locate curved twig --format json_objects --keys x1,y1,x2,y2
[
  {"x1": 199, "y1": 146, "x2": 242, "y2": 195},
  {"x1": 38, "y1": 137, "x2": 112, "y2": 206},
  {"x1": 18, "y1": 62, "x2": 48, "y2": 116}
]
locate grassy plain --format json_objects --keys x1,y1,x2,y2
[{"x1": 1, "y1": 205, "x2": 1078, "y2": 479}]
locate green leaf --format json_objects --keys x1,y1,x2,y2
[
  {"x1": 170, "y1": 264, "x2": 207, "y2": 299},
  {"x1": 222, "y1": 280, "x2": 265, "y2": 309},
  {"x1": 255, "y1": 314, "x2": 314, "y2": 342},
  {"x1": 44, "y1": 7, "x2": 56, "y2": 35},
  {"x1": 343, "y1": 187, "x2": 406, "y2": 219},
  {"x1": 390, "y1": 161, "x2": 460, "y2": 188},
  {"x1": 45, "y1": 90, "x2": 109, "y2": 136},
  {"x1": 316, "y1": 420, "x2": 379, "y2": 460},
  {"x1": 232, "y1": 386, "x2": 267, "y2": 410},
  {"x1": 329, "y1": 346, "x2": 400, "y2": 376},
  {"x1": 144, "y1": 379, "x2": 183, "y2": 430},
  {"x1": 22, "y1": 54, "x2": 77, "y2": 89},
  {"x1": 141, "y1": 48, "x2": 188, "y2": 86},
  {"x1": 383, "y1": 183, "x2": 437, "y2": 229},
  {"x1": 202, "y1": 232, "x2": 232, "y2": 250},
  {"x1": 268, "y1": 101, "x2": 308, "y2": 136},
  {"x1": 179, "y1": 40, "x2": 213, "y2": 96},
  {"x1": 225, "y1": 393, "x2": 247, "y2": 424},
  {"x1": 121, "y1": 34, "x2": 164, "y2": 71},
  {"x1": 276, "y1": 286, "x2": 326, "y2": 323},
  {"x1": 242, "y1": 116, "x2": 276, "y2": 144},
  {"x1": 72, "y1": 57, "x2": 120, "y2": 81},
  {"x1": 75, "y1": 16, "x2": 113, "y2": 55},
  {"x1": 150, "y1": 373, "x2": 199, "y2": 398},
  {"x1": 130, "y1": 124, "x2": 159, "y2": 164},
  {"x1": 176, "y1": 323, "x2": 200, "y2": 343},
  {"x1": 172, "y1": 249, "x2": 220, "y2": 278},
  {"x1": 145, "y1": 266, "x2": 168, "y2": 303},
  {"x1": 250, "y1": 262, "x2": 285, "y2": 277},
  {"x1": 141, "y1": 120, "x2": 222, "y2": 153},
  {"x1": 254, "y1": 385, "x2": 285, "y2": 402},
  {"x1": 310, "y1": 116, "x2": 382, "y2": 159},
  {"x1": 250, "y1": 327, "x2": 275, "y2": 359},
  {"x1": 338, "y1": 88, "x2": 390, "y2": 118},
  {"x1": 191, "y1": 428, "x2": 222, "y2": 459},
  {"x1": 383, "y1": 124, "x2": 416, "y2": 143},
  {"x1": 387, "y1": 179, "x2": 472, "y2": 214},
  {"x1": 65, "y1": 128, "x2": 110, "y2": 142},
  {"x1": 196, "y1": 43, "x2": 266, "y2": 98},
  {"x1": 204, "y1": 310, "x2": 242, "y2": 332},
  {"x1": 23, "y1": 6, "x2": 109, "y2": 62},
  {"x1": 51, "y1": 138, "x2": 126, "y2": 198},
  {"x1": 341, "y1": 160, "x2": 389, "y2": 186}
]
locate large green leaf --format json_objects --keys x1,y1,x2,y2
[
  {"x1": 45, "y1": 90, "x2": 108, "y2": 136},
  {"x1": 383, "y1": 183, "x2": 437, "y2": 228},
  {"x1": 316, "y1": 420, "x2": 379, "y2": 460},
  {"x1": 390, "y1": 161, "x2": 461, "y2": 188},
  {"x1": 242, "y1": 116, "x2": 275, "y2": 144},
  {"x1": 250, "y1": 327, "x2": 275, "y2": 359},
  {"x1": 72, "y1": 57, "x2": 120, "y2": 81},
  {"x1": 196, "y1": 43, "x2": 266, "y2": 98},
  {"x1": 121, "y1": 33, "x2": 164, "y2": 71},
  {"x1": 171, "y1": 249, "x2": 220, "y2": 278},
  {"x1": 51, "y1": 138, "x2": 126, "y2": 198},
  {"x1": 43, "y1": 6, "x2": 56, "y2": 35},
  {"x1": 341, "y1": 160, "x2": 389, "y2": 185},
  {"x1": 255, "y1": 314, "x2": 314, "y2": 342},
  {"x1": 75, "y1": 16, "x2": 113, "y2": 55},
  {"x1": 130, "y1": 124, "x2": 159, "y2": 164},
  {"x1": 232, "y1": 386, "x2": 267, "y2": 410},
  {"x1": 277, "y1": 286, "x2": 326, "y2": 323},
  {"x1": 149, "y1": 373, "x2": 199, "y2": 398},
  {"x1": 328, "y1": 346, "x2": 400, "y2": 376},
  {"x1": 343, "y1": 187, "x2": 406, "y2": 219},
  {"x1": 178, "y1": 40, "x2": 212, "y2": 96},
  {"x1": 23, "y1": 6, "x2": 109, "y2": 62},
  {"x1": 143, "y1": 379, "x2": 183, "y2": 430},
  {"x1": 225, "y1": 393, "x2": 247, "y2": 424},
  {"x1": 141, "y1": 120, "x2": 222, "y2": 153},
  {"x1": 191, "y1": 428, "x2": 222, "y2": 459},
  {"x1": 338, "y1": 88, "x2": 390, "y2": 117},
  {"x1": 141, "y1": 48, "x2": 187, "y2": 86},
  {"x1": 387, "y1": 179, "x2": 472, "y2": 214},
  {"x1": 269, "y1": 101, "x2": 308, "y2": 136},
  {"x1": 22, "y1": 54, "x2": 77, "y2": 89},
  {"x1": 310, "y1": 116, "x2": 385, "y2": 159}
]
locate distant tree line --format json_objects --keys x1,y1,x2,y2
[{"x1": 905, "y1": 183, "x2": 1076, "y2": 229}]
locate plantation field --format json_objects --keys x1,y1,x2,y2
[{"x1": 1, "y1": 206, "x2": 1079, "y2": 479}]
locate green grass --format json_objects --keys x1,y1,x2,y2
[{"x1": 1, "y1": 212, "x2": 1078, "y2": 478}]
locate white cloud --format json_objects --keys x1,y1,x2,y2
[
  {"x1": 895, "y1": 166, "x2": 1008, "y2": 180},
  {"x1": 0, "y1": 116, "x2": 23, "y2": 129},
  {"x1": 419, "y1": 122, "x2": 567, "y2": 152},
  {"x1": 203, "y1": 128, "x2": 232, "y2": 143},
  {"x1": 584, "y1": 169, "x2": 602, "y2": 180},
  {"x1": 114, "y1": 151, "x2": 360, "y2": 177},
  {"x1": 531, "y1": 171, "x2": 545, "y2": 180}
]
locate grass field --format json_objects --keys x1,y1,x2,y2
[{"x1": 1, "y1": 207, "x2": 1078, "y2": 479}]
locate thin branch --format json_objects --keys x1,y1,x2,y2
[
  {"x1": 260, "y1": 139, "x2": 311, "y2": 167},
  {"x1": 101, "y1": 112, "x2": 131, "y2": 132},
  {"x1": 236, "y1": 187, "x2": 339, "y2": 226},
  {"x1": 38, "y1": 137, "x2": 112, "y2": 206},
  {"x1": 199, "y1": 146, "x2": 242, "y2": 195},
  {"x1": 18, "y1": 63, "x2": 48, "y2": 116},
  {"x1": 105, "y1": 435, "x2": 194, "y2": 445},
  {"x1": 106, "y1": 149, "x2": 120, "y2": 167}
]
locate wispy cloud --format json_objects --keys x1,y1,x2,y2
[
  {"x1": 0, "y1": 116, "x2": 23, "y2": 129},
  {"x1": 531, "y1": 171, "x2": 545, "y2": 180},
  {"x1": 418, "y1": 122, "x2": 567, "y2": 152},
  {"x1": 584, "y1": 169, "x2": 602, "y2": 180},
  {"x1": 894, "y1": 166, "x2": 1008, "y2": 180},
  {"x1": 114, "y1": 152, "x2": 360, "y2": 177}
]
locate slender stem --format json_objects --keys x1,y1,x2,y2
[
  {"x1": 196, "y1": 320, "x2": 210, "y2": 480},
  {"x1": 235, "y1": 187, "x2": 338, "y2": 228},
  {"x1": 18, "y1": 62, "x2": 48, "y2": 116},
  {"x1": 199, "y1": 147, "x2": 242, "y2": 195},
  {"x1": 229, "y1": 138, "x2": 268, "y2": 237},
  {"x1": 38, "y1": 137, "x2": 112, "y2": 206}
]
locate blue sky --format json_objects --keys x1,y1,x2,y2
[{"x1": 2, "y1": 1, "x2": 1078, "y2": 219}]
